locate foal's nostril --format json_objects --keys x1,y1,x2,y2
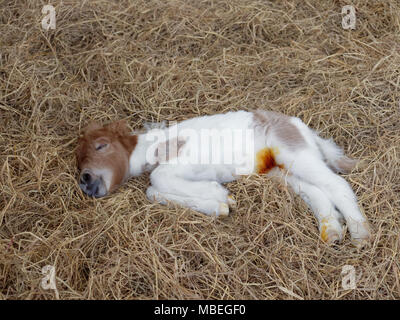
[
  {"x1": 79, "y1": 172, "x2": 104, "y2": 198},
  {"x1": 85, "y1": 178, "x2": 101, "y2": 197},
  {"x1": 81, "y1": 172, "x2": 91, "y2": 184}
]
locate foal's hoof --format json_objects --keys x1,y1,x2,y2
[
  {"x1": 320, "y1": 220, "x2": 344, "y2": 244},
  {"x1": 320, "y1": 229, "x2": 342, "y2": 244},
  {"x1": 351, "y1": 237, "x2": 371, "y2": 249},
  {"x1": 227, "y1": 194, "x2": 236, "y2": 209},
  {"x1": 217, "y1": 202, "x2": 230, "y2": 217},
  {"x1": 350, "y1": 221, "x2": 371, "y2": 249}
]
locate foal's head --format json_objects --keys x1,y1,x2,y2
[{"x1": 76, "y1": 120, "x2": 137, "y2": 198}]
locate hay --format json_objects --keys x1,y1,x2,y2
[{"x1": 0, "y1": 0, "x2": 399, "y2": 299}]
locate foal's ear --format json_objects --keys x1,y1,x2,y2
[
  {"x1": 107, "y1": 120, "x2": 130, "y2": 136},
  {"x1": 82, "y1": 121, "x2": 102, "y2": 135}
]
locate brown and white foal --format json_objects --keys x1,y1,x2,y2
[{"x1": 76, "y1": 110, "x2": 371, "y2": 246}]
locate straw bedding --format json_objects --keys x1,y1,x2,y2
[{"x1": 0, "y1": 0, "x2": 399, "y2": 299}]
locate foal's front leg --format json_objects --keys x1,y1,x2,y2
[
  {"x1": 147, "y1": 165, "x2": 235, "y2": 216},
  {"x1": 146, "y1": 186, "x2": 231, "y2": 216}
]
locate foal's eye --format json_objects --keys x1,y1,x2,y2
[{"x1": 95, "y1": 143, "x2": 108, "y2": 151}]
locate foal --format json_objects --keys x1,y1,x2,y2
[{"x1": 76, "y1": 110, "x2": 371, "y2": 246}]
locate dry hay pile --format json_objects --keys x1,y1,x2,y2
[{"x1": 0, "y1": 0, "x2": 399, "y2": 300}]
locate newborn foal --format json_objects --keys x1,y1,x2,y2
[{"x1": 76, "y1": 110, "x2": 371, "y2": 246}]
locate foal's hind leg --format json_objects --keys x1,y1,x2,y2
[
  {"x1": 289, "y1": 152, "x2": 371, "y2": 246},
  {"x1": 284, "y1": 174, "x2": 345, "y2": 243}
]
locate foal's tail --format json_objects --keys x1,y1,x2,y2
[{"x1": 313, "y1": 134, "x2": 358, "y2": 174}]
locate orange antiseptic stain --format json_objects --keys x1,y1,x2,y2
[
  {"x1": 256, "y1": 147, "x2": 284, "y2": 174},
  {"x1": 320, "y1": 224, "x2": 329, "y2": 242}
]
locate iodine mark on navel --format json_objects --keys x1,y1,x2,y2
[{"x1": 256, "y1": 147, "x2": 284, "y2": 174}]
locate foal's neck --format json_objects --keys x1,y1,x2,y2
[{"x1": 128, "y1": 133, "x2": 156, "y2": 177}]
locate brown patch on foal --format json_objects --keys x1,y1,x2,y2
[
  {"x1": 253, "y1": 109, "x2": 306, "y2": 149},
  {"x1": 256, "y1": 147, "x2": 284, "y2": 174},
  {"x1": 154, "y1": 137, "x2": 186, "y2": 163},
  {"x1": 334, "y1": 156, "x2": 358, "y2": 174},
  {"x1": 76, "y1": 120, "x2": 137, "y2": 192}
]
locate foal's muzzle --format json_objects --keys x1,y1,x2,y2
[{"x1": 79, "y1": 170, "x2": 107, "y2": 198}]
